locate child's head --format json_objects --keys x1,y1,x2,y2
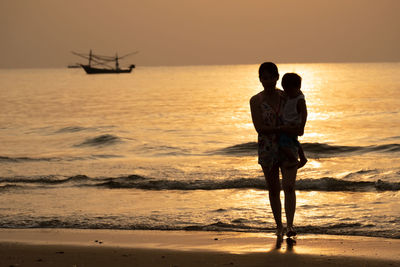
[{"x1": 281, "y1": 73, "x2": 302, "y2": 96}]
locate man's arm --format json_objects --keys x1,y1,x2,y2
[{"x1": 250, "y1": 95, "x2": 279, "y2": 135}]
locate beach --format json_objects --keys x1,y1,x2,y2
[{"x1": 0, "y1": 229, "x2": 399, "y2": 266}]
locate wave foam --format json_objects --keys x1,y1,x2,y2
[{"x1": 0, "y1": 218, "x2": 397, "y2": 239}]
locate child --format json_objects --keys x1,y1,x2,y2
[{"x1": 279, "y1": 73, "x2": 308, "y2": 168}]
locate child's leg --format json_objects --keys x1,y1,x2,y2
[
  {"x1": 297, "y1": 144, "x2": 308, "y2": 169},
  {"x1": 279, "y1": 133, "x2": 299, "y2": 168},
  {"x1": 281, "y1": 146, "x2": 299, "y2": 168}
]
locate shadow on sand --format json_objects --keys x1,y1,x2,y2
[{"x1": 275, "y1": 235, "x2": 297, "y2": 252}]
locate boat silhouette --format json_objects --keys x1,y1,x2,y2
[{"x1": 72, "y1": 50, "x2": 137, "y2": 74}]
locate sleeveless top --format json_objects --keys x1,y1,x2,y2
[
  {"x1": 282, "y1": 94, "x2": 305, "y2": 126},
  {"x1": 257, "y1": 90, "x2": 286, "y2": 172}
]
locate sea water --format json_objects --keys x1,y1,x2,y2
[{"x1": 0, "y1": 63, "x2": 399, "y2": 238}]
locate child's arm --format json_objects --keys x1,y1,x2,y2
[{"x1": 297, "y1": 98, "x2": 308, "y2": 136}]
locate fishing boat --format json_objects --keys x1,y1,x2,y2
[{"x1": 72, "y1": 50, "x2": 137, "y2": 74}]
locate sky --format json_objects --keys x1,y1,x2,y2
[{"x1": 1, "y1": 0, "x2": 399, "y2": 68}]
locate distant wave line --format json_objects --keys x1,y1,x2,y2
[
  {"x1": 75, "y1": 134, "x2": 122, "y2": 147},
  {"x1": 2, "y1": 141, "x2": 399, "y2": 162},
  {"x1": 211, "y1": 142, "x2": 400, "y2": 157},
  {"x1": 0, "y1": 154, "x2": 122, "y2": 163}
]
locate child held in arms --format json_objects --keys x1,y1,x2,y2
[{"x1": 279, "y1": 73, "x2": 308, "y2": 168}]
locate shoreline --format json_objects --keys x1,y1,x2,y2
[{"x1": 0, "y1": 229, "x2": 399, "y2": 266}]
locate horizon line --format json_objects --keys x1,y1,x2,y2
[{"x1": 1, "y1": 60, "x2": 400, "y2": 69}]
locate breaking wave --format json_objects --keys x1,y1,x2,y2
[{"x1": 1, "y1": 174, "x2": 399, "y2": 192}]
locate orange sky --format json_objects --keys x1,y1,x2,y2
[{"x1": 1, "y1": 0, "x2": 399, "y2": 68}]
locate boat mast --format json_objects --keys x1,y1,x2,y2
[
  {"x1": 89, "y1": 49, "x2": 92, "y2": 67},
  {"x1": 115, "y1": 53, "x2": 119, "y2": 70}
]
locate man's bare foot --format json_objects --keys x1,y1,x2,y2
[
  {"x1": 298, "y1": 158, "x2": 308, "y2": 169},
  {"x1": 286, "y1": 226, "x2": 297, "y2": 238},
  {"x1": 276, "y1": 227, "x2": 285, "y2": 237}
]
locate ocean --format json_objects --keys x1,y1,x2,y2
[{"x1": 0, "y1": 63, "x2": 399, "y2": 239}]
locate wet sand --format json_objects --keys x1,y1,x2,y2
[{"x1": 0, "y1": 229, "x2": 399, "y2": 266}]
